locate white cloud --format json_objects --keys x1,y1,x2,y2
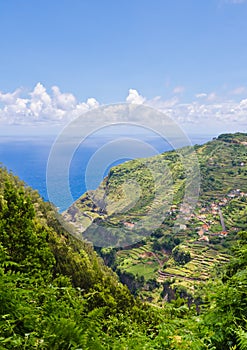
[
  {"x1": 0, "y1": 83, "x2": 247, "y2": 133},
  {"x1": 173, "y1": 86, "x2": 185, "y2": 94},
  {"x1": 0, "y1": 83, "x2": 100, "y2": 125},
  {"x1": 148, "y1": 96, "x2": 179, "y2": 109},
  {"x1": 52, "y1": 86, "x2": 76, "y2": 110},
  {"x1": 86, "y1": 97, "x2": 99, "y2": 109},
  {"x1": 0, "y1": 88, "x2": 21, "y2": 104},
  {"x1": 167, "y1": 99, "x2": 247, "y2": 127},
  {"x1": 126, "y1": 89, "x2": 145, "y2": 104},
  {"x1": 195, "y1": 93, "x2": 207, "y2": 99}
]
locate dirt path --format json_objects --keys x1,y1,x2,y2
[{"x1": 151, "y1": 252, "x2": 163, "y2": 267}]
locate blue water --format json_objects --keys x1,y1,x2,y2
[{"x1": 0, "y1": 133, "x2": 213, "y2": 212}]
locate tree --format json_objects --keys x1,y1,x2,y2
[
  {"x1": 0, "y1": 181, "x2": 54, "y2": 278},
  {"x1": 172, "y1": 246, "x2": 191, "y2": 265}
]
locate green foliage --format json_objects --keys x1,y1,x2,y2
[
  {"x1": 172, "y1": 246, "x2": 191, "y2": 265},
  {"x1": 1, "y1": 133, "x2": 247, "y2": 348},
  {"x1": 0, "y1": 167, "x2": 166, "y2": 348},
  {"x1": 0, "y1": 180, "x2": 54, "y2": 279},
  {"x1": 236, "y1": 327, "x2": 247, "y2": 350},
  {"x1": 202, "y1": 232, "x2": 247, "y2": 349}
]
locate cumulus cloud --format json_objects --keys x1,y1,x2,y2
[
  {"x1": 86, "y1": 97, "x2": 99, "y2": 109},
  {"x1": 155, "y1": 97, "x2": 247, "y2": 129},
  {"x1": 126, "y1": 89, "x2": 145, "y2": 104},
  {"x1": 0, "y1": 88, "x2": 21, "y2": 104},
  {"x1": 0, "y1": 83, "x2": 247, "y2": 132},
  {"x1": 52, "y1": 86, "x2": 76, "y2": 110},
  {"x1": 0, "y1": 83, "x2": 100, "y2": 125},
  {"x1": 29, "y1": 83, "x2": 52, "y2": 118}
]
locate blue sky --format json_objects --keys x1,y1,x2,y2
[{"x1": 0, "y1": 0, "x2": 247, "y2": 136}]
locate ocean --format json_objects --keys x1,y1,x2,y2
[{"x1": 0, "y1": 134, "x2": 212, "y2": 212}]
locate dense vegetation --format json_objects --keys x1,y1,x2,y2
[{"x1": 0, "y1": 133, "x2": 247, "y2": 349}]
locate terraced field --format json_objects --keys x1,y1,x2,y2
[
  {"x1": 64, "y1": 133, "x2": 247, "y2": 303},
  {"x1": 160, "y1": 244, "x2": 229, "y2": 281}
]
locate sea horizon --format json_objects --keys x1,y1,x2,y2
[{"x1": 0, "y1": 132, "x2": 215, "y2": 212}]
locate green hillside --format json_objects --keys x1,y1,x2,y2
[
  {"x1": 0, "y1": 133, "x2": 247, "y2": 349},
  {"x1": 64, "y1": 133, "x2": 247, "y2": 304},
  {"x1": 0, "y1": 166, "x2": 157, "y2": 349}
]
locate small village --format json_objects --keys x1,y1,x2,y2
[
  {"x1": 123, "y1": 188, "x2": 247, "y2": 244},
  {"x1": 194, "y1": 189, "x2": 247, "y2": 242}
]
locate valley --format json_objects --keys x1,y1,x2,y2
[{"x1": 0, "y1": 132, "x2": 246, "y2": 349}]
